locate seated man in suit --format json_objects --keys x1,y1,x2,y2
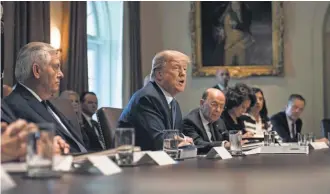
[
  {"x1": 80, "y1": 91, "x2": 105, "y2": 151},
  {"x1": 182, "y1": 88, "x2": 230, "y2": 153},
  {"x1": 213, "y1": 68, "x2": 230, "y2": 92},
  {"x1": 118, "y1": 50, "x2": 193, "y2": 151},
  {"x1": 4, "y1": 42, "x2": 87, "y2": 153},
  {"x1": 271, "y1": 94, "x2": 305, "y2": 142}
]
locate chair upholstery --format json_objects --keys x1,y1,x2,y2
[
  {"x1": 321, "y1": 118, "x2": 330, "y2": 138},
  {"x1": 50, "y1": 98, "x2": 84, "y2": 141},
  {"x1": 96, "y1": 107, "x2": 123, "y2": 149}
]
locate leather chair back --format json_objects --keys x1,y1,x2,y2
[
  {"x1": 96, "y1": 107, "x2": 123, "y2": 149},
  {"x1": 321, "y1": 118, "x2": 330, "y2": 138}
]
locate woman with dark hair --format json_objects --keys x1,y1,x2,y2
[
  {"x1": 221, "y1": 83, "x2": 255, "y2": 137},
  {"x1": 240, "y1": 87, "x2": 272, "y2": 134}
]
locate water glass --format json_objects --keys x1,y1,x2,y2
[
  {"x1": 163, "y1": 129, "x2": 180, "y2": 159},
  {"x1": 26, "y1": 123, "x2": 55, "y2": 178},
  {"x1": 264, "y1": 130, "x2": 270, "y2": 146},
  {"x1": 307, "y1": 132, "x2": 315, "y2": 143},
  {"x1": 298, "y1": 133, "x2": 308, "y2": 146},
  {"x1": 115, "y1": 128, "x2": 135, "y2": 166},
  {"x1": 229, "y1": 130, "x2": 242, "y2": 156}
]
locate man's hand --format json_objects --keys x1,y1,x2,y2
[
  {"x1": 53, "y1": 136, "x2": 70, "y2": 155},
  {"x1": 315, "y1": 138, "x2": 329, "y2": 144},
  {"x1": 1, "y1": 120, "x2": 38, "y2": 162},
  {"x1": 242, "y1": 131, "x2": 255, "y2": 138}
]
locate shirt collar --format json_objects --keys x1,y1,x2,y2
[
  {"x1": 217, "y1": 84, "x2": 226, "y2": 91},
  {"x1": 20, "y1": 83, "x2": 43, "y2": 102},
  {"x1": 199, "y1": 109, "x2": 209, "y2": 126},
  {"x1": 155, "y1": 82, "x2": 174, "y2": 105},
  {"x1": 286, "y1": 114, "x2": 294, "y2": 125},
  {"x1": 82, "y1": 112, "x2": 92, "y2": 122}
]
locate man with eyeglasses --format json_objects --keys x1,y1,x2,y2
[
  {"x1": 213, "y1": 67, "x2": 230, "y2": 92},
  {"x1": 270, "y1": 94, "x2": 305, "y2": 142},
  {"x1": 182, "y1": 88, "x2": 230, "y2": 153}
]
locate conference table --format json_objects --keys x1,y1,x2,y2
[{"x1": 5, "y1": 149, "x2": 330, "y2": 194}]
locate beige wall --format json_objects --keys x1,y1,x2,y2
[
  {"x1": 140, "y1": 1, "x2": 330, "y2": 137},
  {"x1": 50, "y1": 2, "x2": 63, "y2": 32}
]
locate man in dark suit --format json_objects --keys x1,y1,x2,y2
[
  {"x1": 213, "y1": 67, "x2": 230, "y2": 92},
  {"x1": 183, "y1": 88, "x2": 229, "y2": 153},
  {"x1": 4, "y1": 42, "x2": 87, "y2": 153},
  {"x1": 80, "y1": 91, "x2": 105, "y2": 151},
  {"x1": 1, "y1": 100, "x2": 17, "y2": 124},
  {"x1": 270, "y1": 94, "x2": 305, "y2": 142},
  {"x1": 118, "y1": 50, "x2": 193, "y2": 151}
]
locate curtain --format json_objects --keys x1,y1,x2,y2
[
  {"x1": 127, "y1": 2, "x2": 143, "y2": 96},
  {"x1": 60, "y1": 2, "x2": 88, "y2": 95},
  {"x1": 2, "y1": 1, "x2": 50, "y2": 86}
]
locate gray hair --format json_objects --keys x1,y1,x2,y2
[
  {"x1": 60, "y1": 90, "x2": 79, "y2": 101},
  {"x1": 149, "y1": 50, "x2": 190, "y2": 81},
  {"x1": 15, "y1": 42, "x2": 57, "y2": 83}
]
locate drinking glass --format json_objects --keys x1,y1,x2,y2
[
  {"x1": 264, "y1": 130, "x2": 270, "y2": 146},
  {"x1": 298, "y1": 133, "x2": 308, "y2": 146},
  {"x1": 229, "y1": 130, "x2": 242, "y2": 156},
  {"x1": 26, "y1": 123, "x2": 55, "y2": 178},
  {"x1": 115, "y1": 128, "x2": 135, "y2": 166},
  {"x1": 163, "y1": 129, "x2": 180, "y2": 159}
]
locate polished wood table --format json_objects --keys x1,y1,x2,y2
[{"x1": 5, "y1": 149, "x2": 330, "y2": 194}]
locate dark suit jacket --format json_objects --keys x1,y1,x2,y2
[
  {"x1": 118, "y1": 81, "x2": 182, "y2": 151},
  {"x1": 81, "y1": 115, "x2": 104, "y2": 151},
  {"x1": 3, "y1": 83, "x2": 86, "y2": 153},
  {"x1": 270, "y1": 111, "x2": 302, "y2": 142},
  {"x1": 182, "y1": 108, "x2": 229, "y2": 153},
  {"x1": 1, "y1": 100, "x2": 17, "y2": 124},
  {"x1": 221, "y1": 110, "x2": 246, "y2": 133}
]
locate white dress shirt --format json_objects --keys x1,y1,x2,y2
[
  {"x1": 82, "y1": 112, "x2": 101, "y2": 137},
  {"x1": 155, "y1": 82, "x2": 174, "y2": 107},
  {"x1": 286, "y1": 115, "x2": 296, "y2": 138},
  {"x1": 199, "y1": 110, "x2": 213, "y2": 142}
]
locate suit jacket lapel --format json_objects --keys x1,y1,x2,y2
[
  {"x1": 151, "y1": 81, "x2": 172, "y2": 129},
  {"x1": 195, "y1": 110, "x2": 210, "y2": 141},
  {"x1": 281, "y1": 112, "x2": 291, "y2": 138},
  {"x1": 48, "y1": 101, "x2": 84, "y2": 144},
  {"x1": 16, "y1": 84, "x2": 59, "y2": 124}
]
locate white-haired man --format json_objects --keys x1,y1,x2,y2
[
  {"x1": 118, "y1": 50, "x2": 193, "y2": 151},
  {"x1": 4, "y1": 42, "x2": 87, "y2": 153}
]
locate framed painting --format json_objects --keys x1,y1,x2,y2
[{"x1": 190, "y1": 1, "x2": 284, "y2": 78}]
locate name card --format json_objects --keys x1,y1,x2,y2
[
  {"x1": 243, "y1": 147, "x2": 261, "y2": 155},
  {"x1": 310, "y1": 142, "x2": 329, "y2": 150},
  {"x1": 206, "y1": 147, "x2": 232, "y2": 159},
  {"x1": 53, "y1": 155, "x2": 73, "y2": 172},
  {"x1": 87, "y1": 156, "x2": 122, "y2": 176},
  {"x1": 1, "y1": 166, "x2": 16, "y2": 192},
  {"x1": 135, "y1": 151, "x2": 177, "y2": 166},
  {"x1": 2, "y1": 162, "x2": 27, "y2": 173}
]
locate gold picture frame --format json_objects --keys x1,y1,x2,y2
[{"x1": 190, "y1": 2, "x2": 284, "y2": 78}]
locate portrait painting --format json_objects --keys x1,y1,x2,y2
[{"x1": 190, "y1": 1, "x2": 284, "y2": 77}]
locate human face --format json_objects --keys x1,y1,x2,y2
[
  {"x1": 39, "y1": 54, "x2": 63, "y2": 95},
  {"x1": 216, "y1": 69, "x2": 230, "y2": 87},
  {"x1": 286, "y1": 99, "x2": 305, "y2": 121},
  {"x1": 158, "y1": 57, "x2": 188, "y2": 96},
  {"x1": 252, "y1": 92, "x2": 264, "y2": 113},
  {"x1": 82, "y1": 94, "x2": 98, "y2": 116},
  {"x1": 69, "y1": 94, "x2": 80, "y2": 113},
  {"x1": 232, "y1": 99, "x2": 251, "y2": 118},
  {"x1": 200, "y1": 90, "x2": 226, "y2": 123}
]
